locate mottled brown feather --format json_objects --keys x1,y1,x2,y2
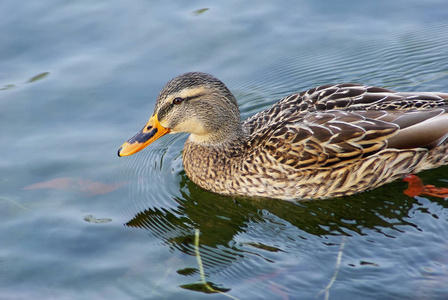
[{"x1": 134, "y1": 73, "x2": 448, "y2": 199}]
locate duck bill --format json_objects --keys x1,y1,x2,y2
[{"x1": 118, "y1": 114, "x2": 170, "y2": 157}]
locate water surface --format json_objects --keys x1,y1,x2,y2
[{"x1": 1, "y1": 1, "x2": 448, "y2": 299}]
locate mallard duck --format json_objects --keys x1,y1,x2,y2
[{"x1": 118, "y1": 72, "x2": 448, "y2": 200}]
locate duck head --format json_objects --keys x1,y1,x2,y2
[{"x1": 118, "y1": 72, "x2": 243, "y2": 157}]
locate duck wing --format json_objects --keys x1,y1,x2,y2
[{"x1": 243, "y1": 84, "x2": 448, "y2": 169}]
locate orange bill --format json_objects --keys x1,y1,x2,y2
[{"x1": 118, "y1": 114, "x2": 170, "y2": 157}]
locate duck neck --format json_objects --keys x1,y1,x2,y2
[
  {"x1": 188, "y1": 122, "x2": 246, "y2": 147},
  {"x1": 183, "y1": 123, "x2": 246, "y2": 194}
]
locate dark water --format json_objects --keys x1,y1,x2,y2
[{"x1": 1, "y1": 1, "x2": 448, "y2": 299}]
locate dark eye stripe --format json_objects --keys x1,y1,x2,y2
[
  {"x1": 159, "y1": 93, "x2": 205, "y2": 120},
  {"x1": 172, "y1": 93, "x2": 203, "y2": 106},
  {"x1": 185, "y1": 94, "x2": 203, "y2": 101}
]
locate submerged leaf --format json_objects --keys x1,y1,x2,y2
[
  {"x1": 27, "y1": 72, "x2": 50, "y2": 83},
  {"x1": 180, "y1": 282, "x2": 230, "y2": 293},
  {"x1": 0, "y1": 84, "x2": 16, "y2": 91},
  {"x1": 84, "y1": 215, "x2": 112, "y2": 224},
  {"x1": 177, "y1": 267, "x2": 198, "y2": 276},
  {"x1": 193, "y1": 8, "x2": 209, "y2": 16}
]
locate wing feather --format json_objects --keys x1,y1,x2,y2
[{"x1": 242, "y1": 84, "x2": 448, "y2": 169}]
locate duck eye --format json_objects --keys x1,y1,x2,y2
[{"x1": 173, "y1": 97, "x2": 183, "y2": 105}]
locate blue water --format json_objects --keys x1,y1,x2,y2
[{"x1": 1, "y1": 1, "x2": 448, "y2": 299}]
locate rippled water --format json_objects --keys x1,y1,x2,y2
[{"x1": 1, "y1": 1, "x2": 448, "y2": 299}]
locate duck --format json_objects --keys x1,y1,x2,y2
[{"x1": 118, "y1": 72, "x2": 448, "y2": 200}]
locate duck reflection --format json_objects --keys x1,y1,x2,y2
[
  {"x1": 123, "y1": 168, "x2": 448, "y2": 294},
  {"x1": 125, "y1": 171, "x2": 424, "y2": 256}
]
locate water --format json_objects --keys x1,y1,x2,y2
[{"x1": 1, "y1": 1, "x2": 448, "y2": 299}]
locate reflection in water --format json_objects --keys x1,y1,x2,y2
[
  {"x1": 127, "y1": 171, "x2": 413, "y2": 246},
  {"x1": 23, "y1": 177, "x2": 123, "y2": 196},
  {"x1": 123, "y1": 167, "x2": 448, "y2": 294}
]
